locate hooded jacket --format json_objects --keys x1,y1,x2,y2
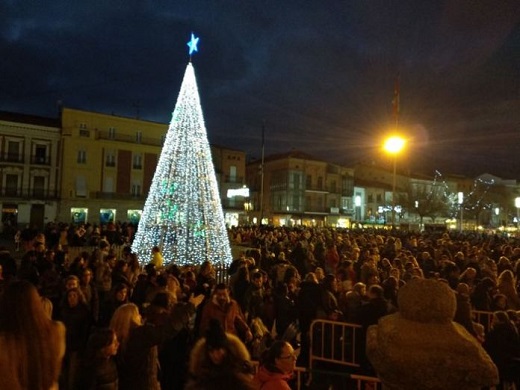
[{"x1": 253, "y1": 365, "x2": 292, "y2": 390}]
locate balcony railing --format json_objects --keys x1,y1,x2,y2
[
  {"x1": 0, "y1": 188, "x2": 59, "y2": 199},
  {"x1": 224, "y1": 175, "x2": 244, "y2": 184},
  {"x1": 91, "y1": 191, "x2": 146, "y2": 200},
  {"x1": 30, "y1": 155, "x2": 51, "y2": 165},
  {"x1": 0, "y1": 153, "x2": 24, "y2": 163},
  {"x1": 96, "y1": 130, "x2": 162, "y2": 147}
]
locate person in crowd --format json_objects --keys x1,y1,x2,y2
[
  {"x1": 343, "y1": 282, "x2": 367, "y2": 324},
  {"x1": 199, "y1": 283, "x2": 253, "y2": 343},
  {"x1": 0, "y1": 280, "x2": 65, "y2": 390},
  {"x1": 80, "y1": 267, "x2": 100, "y2": 324},
  {"x1": 59, "y1": 287, "x2": 92, "y2": 390},
  {"x1": 242, "y1": 270, "x2": 266, "y2": 322},
  {"x1": 454, "y1": 283, "x2": 479, "y2": 338},
  {"x1": 110, "y1": 295, "x2": 202, "y2": 390},
  {"x1": 150, "y1": 245, "x2": 164, "y2": 269},
  {"x1": 484, "y1": 311, "x2": 520, "y2": 389},
  {"x1": 254, "y1": 340, "x2": 296, "y2": 390},
  {"x1": 471, "y1": 277, "x2": 497, "y2": 311},
  {"x1": 273, "y1": 282, "x2": 298, "y2": 341},
  {"x1": 96, "y1": 253, "x2": 115, "y2": 303},
  {"x1": 98, "y1": 283, "x2": 129, "y2": 327},
  {"x1": 319, "y1": 274, "x2": 343, "y2": 321},
  {"x1": 76, "y1": 328, "x2": 119, "y2": 390},
  {"x1": 497, "y1": 269, "x2": 520, "y2": 310},
  {"x1": 185, "y1": 319, "x2": 255, "y2": 390}
]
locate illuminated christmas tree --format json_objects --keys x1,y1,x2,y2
[{"x1": 131, "y1": 34, "x2": 232, "y2": 266}]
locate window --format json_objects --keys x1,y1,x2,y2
[
  {"x1": 105, "y1": 152, "x2": 116, "y2": 167},
  {"x1": 330, "y1": 180, "x2": 337, "y2": 193},
  {"x1": 136, "y1": 131, "x2": 142, "y2": 143},
  {"x1": 5, "y1": 174, "x2": 18, "y2": 196},
  {"x1": 33, "y1": 176, "x2": 45, "y2": 197},
  {"x1": 317, "y1": 176, "x2": 323, "y2": 190},
  {"x1": 368, "y1": 194, "x2": 374, "y2": 203},
  {"x1": 131, "y1": 184, "x2": 141, "y2": 197},
  {"x1": 306, "y1": 175, "x2": 312, "y2": 188},
  {"x1": 77, "y1": 150, "x2": 87, "y2": 164},
  {"x1": 376, "y1": 194, "x2": 382, "y2": 202},
  {"x1": 7, "y1": 141, "x2": 20, "y2": 162},
  {"x1": 133, "y1": 154, "x2": 142, "y2": 169},
  {"x1": 33, "y1": 145, "x2": 47, "y2": 164},
  {"x1": 108, "y1": 127, "x2": 116, "y2": 139},
  {"x1": 75, "y1": 176, "x2": 87, "y2": 197},
  {"x1": 79, "y1": 123, "x2": 89, "y2": 137}
]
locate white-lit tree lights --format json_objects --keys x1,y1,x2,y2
[{"x1": 131, "y1": 37, "x2": 232, "y2": 266}]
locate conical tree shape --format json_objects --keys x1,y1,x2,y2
[{"x1": 132, "y1": 62, "x2": 232, "y2": 266}]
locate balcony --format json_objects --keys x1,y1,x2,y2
[
  {"x1": 304, "y1": 205, "x2": 329, "y2": 214},
  {"x1": 96, "y1": 130, "x2": 162, "y2": 147},
  {"x1": 0, "y1": 153, "x2": 24, "y2": 163},
  {"x1": 305, "y1": 185, "x2": 328, "y2": 193},
  {"x1": 0, "y1": 188, "x2": 59, "y2": 200},
  {"x1": 91, "y1": 191, "x2": 146, "y2": 200},
  {"x1": 31, "y1": 155, "x2": 51, "y2": 165},
  {"x1": 224, "y1": 175, "x2": 244, "y2": 184}
]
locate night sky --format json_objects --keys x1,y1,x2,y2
[{"x1": 2, "y1": 1, "x2": 520, "y2": 178}]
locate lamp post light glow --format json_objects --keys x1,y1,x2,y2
[
  {"x1": 458, "y1": 192, "x2": 464, "y2": 233},
  {"x1": 383, "y1": 136, "x2": 406, "y2": 228}
]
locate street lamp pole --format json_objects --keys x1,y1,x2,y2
[
  {"x1": 458, "y1": 192, "x2": 464, "y2": 233},
  {"x1": 384, "y1": 136, "x2": 405, "y2": 229},
  {"x1": 515, "y1": 197, "x2": 520, "y2": 231}
]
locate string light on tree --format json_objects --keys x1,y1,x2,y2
[{"x1": 131, "y1": 33, "x2": 232, "y2": 266}]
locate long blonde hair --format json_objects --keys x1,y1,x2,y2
[
  {"x1": 109, "y1": 303, "x2": 141, "y2": 351},
  {"x1": 0, "y1": 280, "x2": 63, "y2": 390}
]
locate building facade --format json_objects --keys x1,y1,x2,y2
[
  {"x1": 58, "y1": 108, "x2": 246, "y2": 226},
  {"x1": 246, "y1": 151, "x2": 354, "y2": 226},
  {"x1": 0, "y1": 112, "x2": 61, "y2": 232}
]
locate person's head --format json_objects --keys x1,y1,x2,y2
[
  {"x1": 66, "y1": 287, "x2": 83, "y2": 308},
  {"x1": 81, "y1": 268, "x2": 93, "y2": 285},
  {"x1": 492, "y1": 310, "x2": 511, "y2": 328},
  {"x1": 367, "y1": 284, "x2": 384, "y2": 300},
  {"x1": 323, "y1": 274, "x2": 338, "y2": 293},
  {"x1": 315, "y1": 267, "x2": 325, "y2": 281},
  {"x1": 456, "y1": 282, "x2": 470, "y2": 296},
  {"x1": 304, "y1": 272, "x2": 318, "y2": 284},
  {"x1": 86, "y1": 328, "x2": 119, "y2": 360},
  {"x1": 205, "y1": 319, "x2": 229, "y2": 365},
  {"x1": 212, "y1": 283, "x2": 230, "y2": 307},
  {"x1": 251, "y1": 271, "x2": 263, "y2": 288},
  {"x1": 65, "y1": 275, "x2": 80, "y2": 291},
  {"x1": 260, "y1": 340, "x2": 296, "y2": 375},
  {"x1": 113, "y1": 283, "x2": 129, "y2": 303},
  {"x1": 110, "y1": 303, "x2": 142, "y2": 350},
  {"x1": 166, "y1": 274, "x2": 181, "y2": 299},
  {"x1": 353, "y1": 282, "x2": 367, "y2": 296},
  {"x1": 498, "y1": 269, "x2": 515, "y2": 284},
  {"x1": 493, "y1": 294, "x2": 507, "y2": 310}
]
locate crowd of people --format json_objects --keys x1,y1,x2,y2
[{"x1": 1, "y1": 221, "x2": 520, "y2": 389}]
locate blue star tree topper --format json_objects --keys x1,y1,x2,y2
[{"x1": 187, "y1": 33, "x2": 199, "y2": 55}]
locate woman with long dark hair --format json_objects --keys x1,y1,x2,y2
[{"x1": 0, "y1": 280, "x2": 65, "y2": 390}]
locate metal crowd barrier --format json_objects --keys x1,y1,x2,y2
[
  {"x1": 251, "y1": 362, "x2": 381, "y2": 390},
  {"x1": 473, "y1": 310, "x2": 493, "y2": 333}
]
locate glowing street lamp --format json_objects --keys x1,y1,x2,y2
[{"x1": 384, "y1": 136, "x2": 406, "y2": 227}]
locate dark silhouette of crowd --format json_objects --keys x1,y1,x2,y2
[{"x1": 1, "y1": 221, "x2": 520, "y2": 389}]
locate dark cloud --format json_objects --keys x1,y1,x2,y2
[{"x1": 1, "y1": 0, "x2": 520, "y2": 177}]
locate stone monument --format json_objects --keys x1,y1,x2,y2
[{"x1": 366, "y1": 278, "x2": 498, "y2": 390}]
